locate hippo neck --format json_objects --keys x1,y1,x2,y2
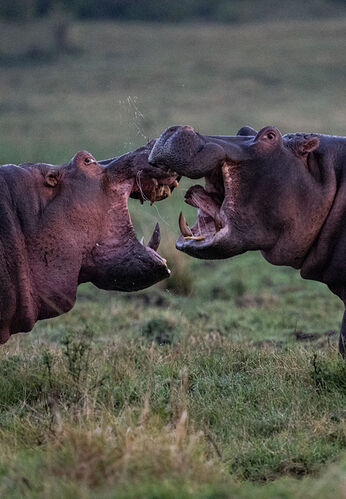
[
  {"x1": 27, "y1": 233, "x2": 82, "y2": 322},
  {"x1": 300, "y1": 138, "x2": 346, "y2": 300},
  {"x1": 317, "y1": 134, "x2": 346, "y2": 176},
  {"x1": 0, "y1": 169, "x2": 81, "y2": 342},
  {"x1": 0, "y1": 188, "x2": 38, "y2": 342},
  {"x1": 0, "y1": 198, "x2": 78, "y2": 340}
]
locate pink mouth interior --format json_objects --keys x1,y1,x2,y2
[{"x1": 179, "y1": 166, "x2": 226, "y2": 244}]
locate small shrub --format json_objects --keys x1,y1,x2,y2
[
  {"x1": 311, "y1": 354, "x2": 346, "y2": 394},
  {"x1": 141, "y1": 317, "x2": 176, "y2": 345},
  {"x1": 61, "y1": 328, "x2": 94, "y2": 383}
]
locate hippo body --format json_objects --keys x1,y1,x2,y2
[
  {"x1": 149, "y1": 125, "x2": 346, "y2": 356},
  {"x1": 0, "y1": 144, "x2": 177, "y2": 344}
]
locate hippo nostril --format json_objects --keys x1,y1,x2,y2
[
  {"x1": 163, "y1": 126, "x2": 181, "y2": 138},
  {"x1": 182, "y1": 126, "x2": 195, "y2": 133},
  {"x1": 163, "y1": 125, "x2": 195, "y2": 141}
]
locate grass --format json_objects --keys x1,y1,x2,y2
[
  {"x1": 0, "y1": 335, "x2": 345, "y2": 497},
  {"x1": 0, "y1": 16, "x2": 346, "y2": 498}
]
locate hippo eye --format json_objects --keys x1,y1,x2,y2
[
  {"x1": 84, "y1": 157, "x2": 91, "y2": 164},
  {"x1": 266, "y1": 131, "x2": 276, "y2": 140}
]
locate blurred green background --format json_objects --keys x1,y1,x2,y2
[
  {"x1": 0, "y1": 3, "x2": 346, "y2": 498},
  {"x1": 2, "y1": 9, "x2": 346, "y2": 243}
]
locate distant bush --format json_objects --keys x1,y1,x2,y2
[
  {"x1": 141, "y1": 317, "x2": 176, "y2": 344},
  {"x1": 0, "y1": 0, "x2": 36, "y2": 20},
  {"x1": 1, "y1": 0, "x2": 345, "y2": 23}
]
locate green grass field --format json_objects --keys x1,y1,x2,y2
[{"x1": 0, "y1": 17, "x2": 345, "y2": 498}]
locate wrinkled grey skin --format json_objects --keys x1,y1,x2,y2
[
  {"x1": 150, "y1": 125, "x2": 346, "y2": 356},
  {"x1": 0, "y1": 143, "x2": 177, "y2": 344}
]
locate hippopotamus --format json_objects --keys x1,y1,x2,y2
[
  {"x1": 149, "y1": 124, "x2": 346, "y2": 356},
  {"x1": 0, "y1": 142, "x2": 178, "y2": 344}
]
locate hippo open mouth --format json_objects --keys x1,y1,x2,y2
[
  {"x1": 129, "y1": 169, "x2": 179, "y2": 255},
  {"x1": 176, "y1": 166, "x2": 229, "y2": 257},
  {"x1": 148, "y1": 125, "x2": 241, "y2": 259},
  {"x1": 88, "y1": 142, "x2": 181, "y2": 290}
]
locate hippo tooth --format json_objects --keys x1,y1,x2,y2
[
  {"x1": 140, "y1": 236, "x2": 145, "y2": 246},
  {"x1": 214, "y1": 212, "x2": 223, "y2": 232},
  {"x1": 163, "y1": 185, "x2": 171, "y2": 197},
  {"x1": 179, "y1": 212, "x2": 193, "y2": 237},
  {"x1": 183, "y1": 235, "x2": 205, "y2": 241},
  {"x1": 148, "y1": 223, "x2": 160, "y2": 251},
  {"x1": 172, "y1": 180, "x2": 179, "y2": 188}
]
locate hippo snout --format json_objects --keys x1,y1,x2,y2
[
  {"x1": 150, "y1": 125, "x2": 227, "y2": 179},
  {"x1": 149, "y1": 125, "x2": 202, "y2": 170}
]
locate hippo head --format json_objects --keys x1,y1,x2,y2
[
  {"x1": 149, "y1": 125, "x2": 335, "y2": 268},
  {"x1": 75, "y1": 143, "x2": 178, "y2": 292},
  {"x1": 0, "y1": 142, "x2": 178, "y2": 338}
]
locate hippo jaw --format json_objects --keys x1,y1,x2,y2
[
  {"x1": 78, "y1": 144, "x2": 180, "y2": 292},
  {"x1": 87, "y1": 235, "x2": 171, "y2": 292},
  {"x1": 149, "y1": 126, "x2": 249, "y2": 259},
  {"x1": 85, "y1": 192, "x2": 171, "y2": 292}
]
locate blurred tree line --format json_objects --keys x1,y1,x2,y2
[{"x1": 1, "y1": 0, "x2": 345, "y2": 22}]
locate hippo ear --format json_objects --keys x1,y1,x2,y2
[
  {"x1": 237, "y1": 126, "x2": 258, "y2": 137},
  {"x1": 45, "y1": 169, "x2": 61, "y2": 187},
  {"x1": 295, "y1": 135, "x2": 320, "y2": 157}
]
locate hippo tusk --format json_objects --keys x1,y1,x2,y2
[
  {"x1": 140, "y1": 236, "x2": 145, "y2": 246},
  {"x1": 163, "y1": 185, "x2": 171, "y2": 197},
  {"x1": 183, "y1": 235, "x2": 205, "y2": 241},
  {"x1": 179, "y1": 212, "x2": 193, "y2": 237},
  {"x1": 148, "y1": 223, "x2": 160, "y2": 251},
  {"x1": 170, "y1": 176, "x2": 181, "y2": 192}
]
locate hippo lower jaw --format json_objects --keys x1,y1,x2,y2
[
  {"x1": 79, "y1": 171, "x2": 178, "y2": 293},
  {"x1": 176, "y1": 221, "x2": 234, "y2": 259},
  {"x1": 89, "y1": 239, "x2": 171, "y2": 292}
]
